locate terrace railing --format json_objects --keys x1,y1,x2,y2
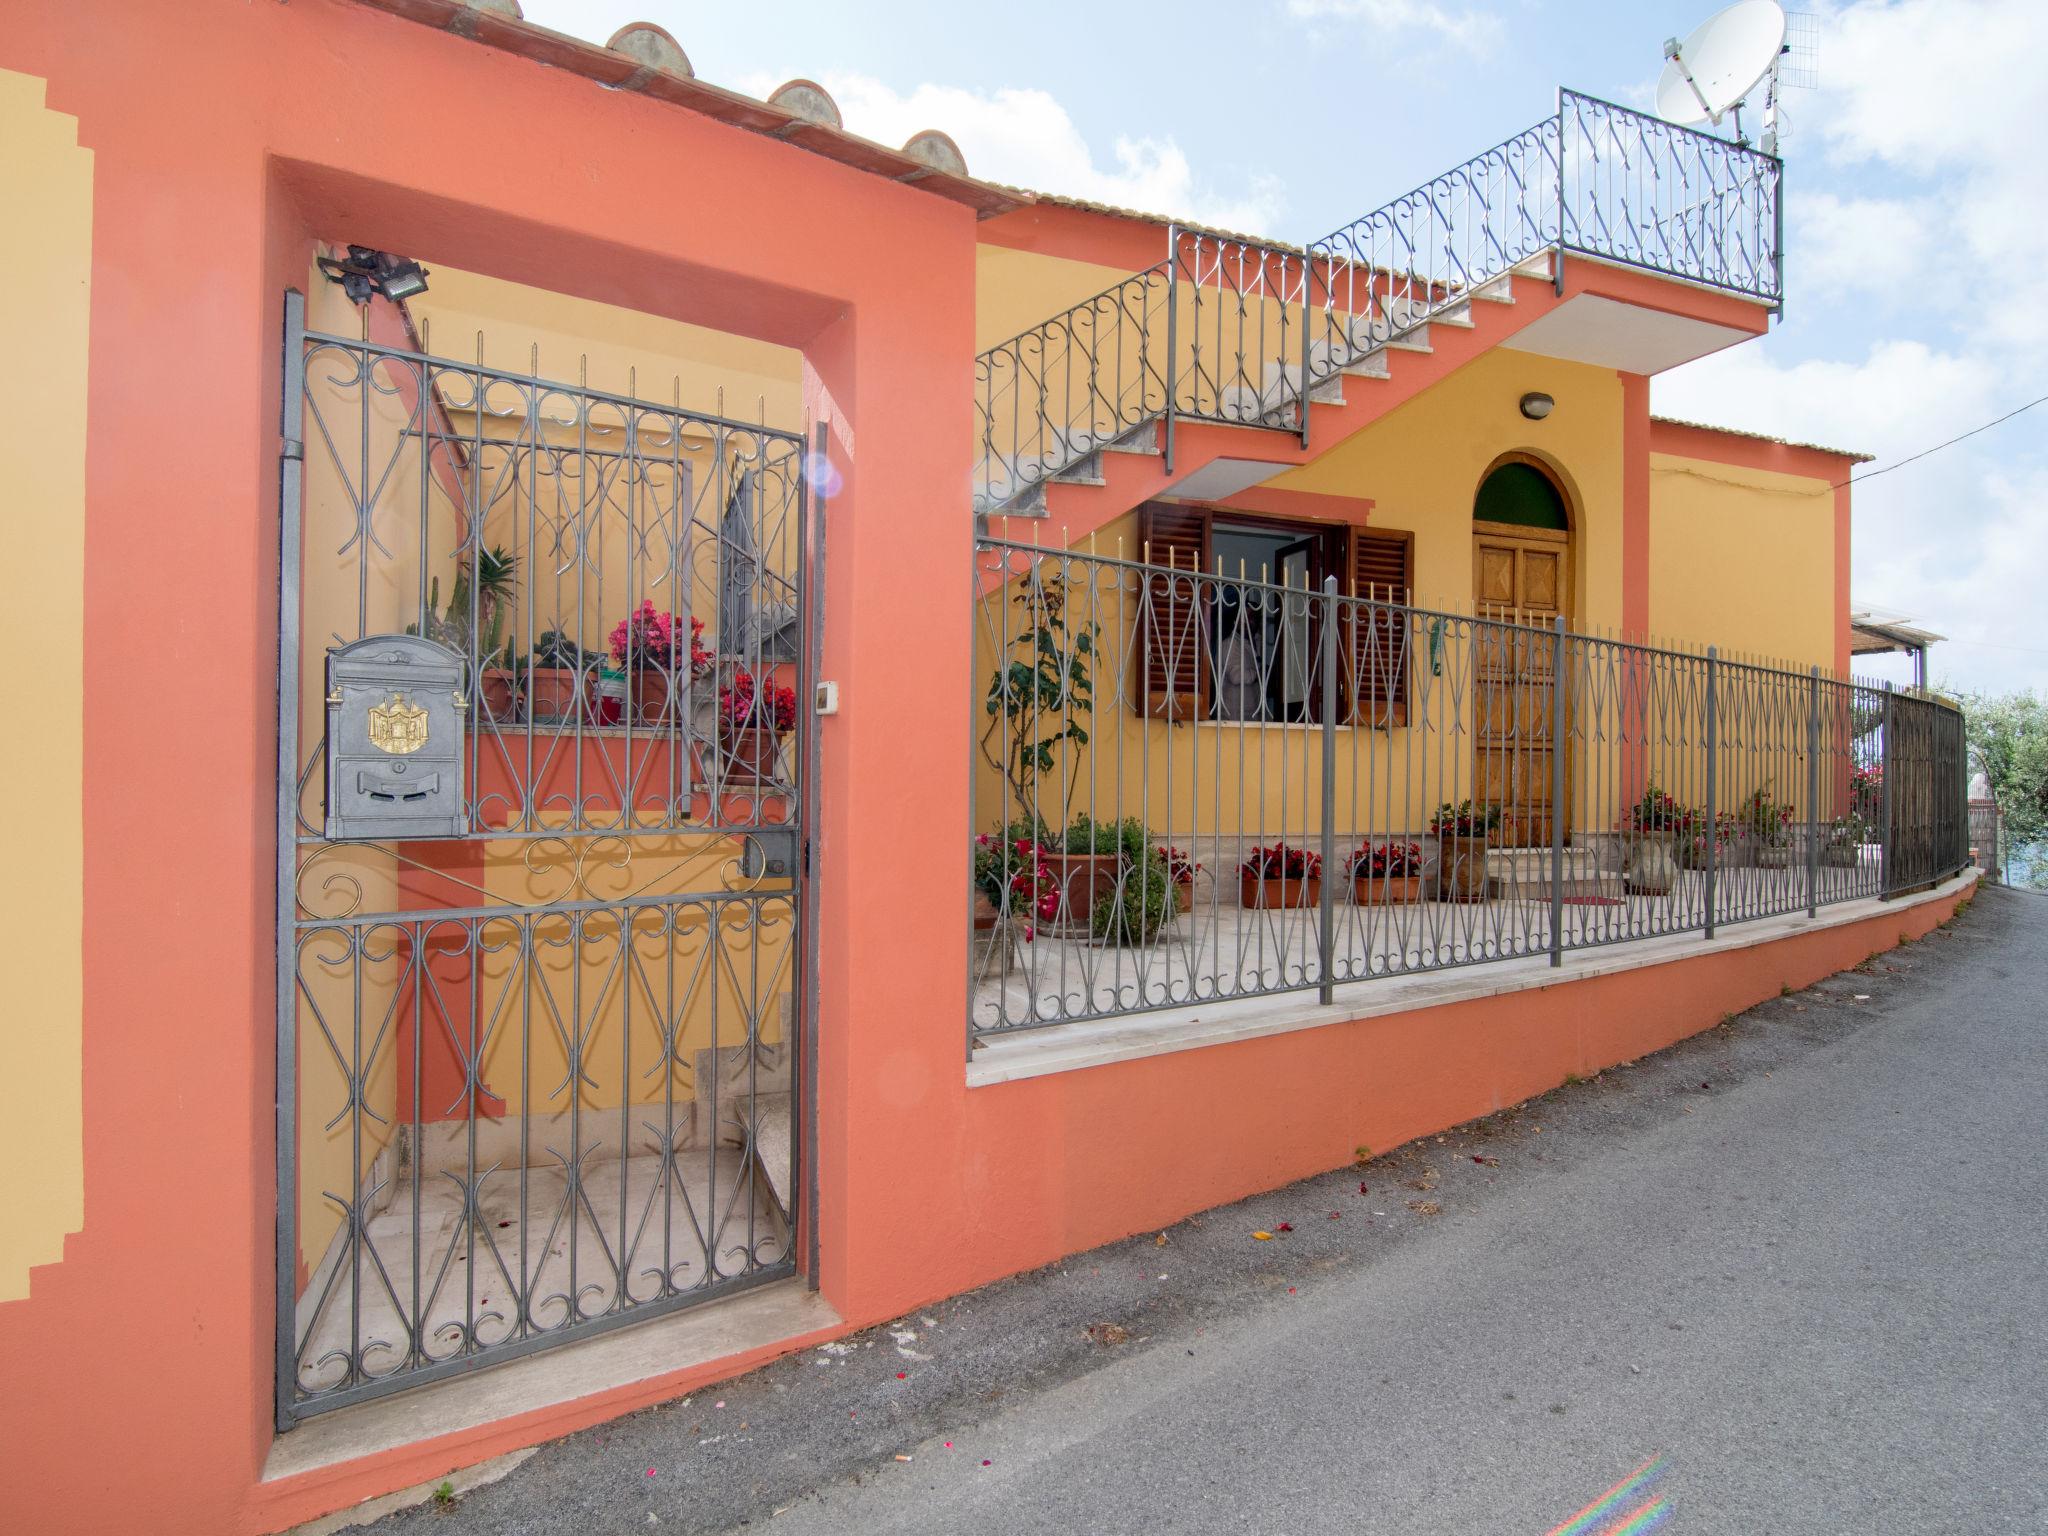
[
  {"x1": 973, "y1": 90, "x2": 1783, "y2": 516},
  {"x1": 968, "y1": 539, "x2": 1969, "y2": 1044}
]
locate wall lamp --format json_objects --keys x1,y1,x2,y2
[
  {"x1": 1519, "y1": 392, "x2": 1555, "y2": 421},
  {"x1": 317, "y1": 245, "x2": 431, "y2": 305}
]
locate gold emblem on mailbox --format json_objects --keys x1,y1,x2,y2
[{"x1": 366, "y1": 692, "x2": 430, "y2": 755}]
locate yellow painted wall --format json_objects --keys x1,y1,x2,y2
[
  {"x1": 1648, "y1": 452, "x2": 1836, "y2": 673},
  {"x1": 408, "y1": 265, "x2": 803, "y2": 431},
  {"x1": 974, "y1": 246, "x2": 1134, "y2": 351},
  {"x1": 971, "y1": 351, "x2": 1633, "y2": 845},
  {"x1": 1271, "y1": 349, "x2": 1626, "y2": 627},
  {"x1": 0, "y1": 69, "x2": 90, "y2": 1302}
]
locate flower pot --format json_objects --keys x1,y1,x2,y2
[
  {"x1": 722, "y1": 726, "x2": 785, "y2": 782},
  {"x1": 1757, "y1": 844, "x2": 1797, "y2": 869},
  {"x1": 1048, "y1": 852, "x2": 1121, "y2": 926},
  {"x1": 525, "y1": 666, "x2": 586, "y2": 726},
  {"x1": 1239, "y1": 872, "x2": 1321, "y2": 909},
  {"x1": 1352, "y1": 873, "x2": 1423, "y2": 905},
  {"x1": 1173, "y1": 882, "x2": 1193, "y2": 914},
  {"x1": 1435, "y1": 835, "x2": 1490, "y2": 902},
  {"x1": 479, "y1": 666, "x2": 520, "y2": 722},
  {"x1": 592, "y1": 673, "x2": 627, "y2": 727},
  {"x1": 972, "y1": 888, "x2": 1000, "y2": 932},
  {"x1": 631, "y1": 667, "x2": 678, "y2": 726},
  {"x1": 1623, "y1": 835, "x2": 1678, "y2": 895},
  {"x1": 1822, "y1": 844, "x2": 1862, "y2": 869}
]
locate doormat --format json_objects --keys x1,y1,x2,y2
[{"x1": 1560, "y1": 895, "x2": 1625, "y2": 906}]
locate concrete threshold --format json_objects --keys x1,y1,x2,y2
[
  {"x1": 263, "y1": 1278, "x2": 840, "y2": 1485},
  {"x1": 968, "y1": 873, "x2": 1978, "y2": 1086}
]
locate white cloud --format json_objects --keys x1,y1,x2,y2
[
  {"x1": 1803, "y1": 0, "x2": 2048, "y2": 338},
  {"x1": 1652, "y1": 1, "x2": 2048, "y2": 694},
  {"x1": 737, "y1": 72, "x2": 1286, "y2": 235},
  {"x1": 1282, "y1": 0, "x2": 1502, "y2": 54}
]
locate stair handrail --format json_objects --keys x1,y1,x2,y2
[{"x1": 974, "y1": 88, "x2": 1783, "y2": 516}]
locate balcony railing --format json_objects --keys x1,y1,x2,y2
[
  {"x1": 974, "y1": 90, "x2": 1783, "y2": 516},
  {"x1": 968, "y1": 539, "x2": 1969, "y2": 1044}
]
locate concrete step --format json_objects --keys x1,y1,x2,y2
[
  {"x1": 1472, "y1": 274, "x2": 1516, "y2": 304},
  {"x1": 1512, "y1": 251, "x2": 1554, "y2": 280},
  {"x1": 1434, "y1": 300, "x2": 1476, "y2": 328}
]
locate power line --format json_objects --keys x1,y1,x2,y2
[{"x1": 1833, "y1": 390, "x2": 2048, "y2": 489}]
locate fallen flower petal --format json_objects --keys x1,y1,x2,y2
[
  {"x1": 1276, "y1": 1222, "x2": 1293, "y2": 1232},
  {"x1": 1252, "y1": 1231, "x2": 1274, "y2": 1241}
]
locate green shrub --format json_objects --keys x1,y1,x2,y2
[{"x1": 1091, "y1": 860, "x2": 1175, "y2": 946}]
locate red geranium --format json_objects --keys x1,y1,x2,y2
[{"x1": 718, "y1": 669, "x2": 798, "y2": 735}]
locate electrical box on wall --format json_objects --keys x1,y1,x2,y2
[{"x1": 323, "y1": 635, "x2": 469, "y2": 841}]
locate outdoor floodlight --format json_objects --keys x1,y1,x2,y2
[{"x1": 317, "y1": 244, "x2": 431, "y2": 305}]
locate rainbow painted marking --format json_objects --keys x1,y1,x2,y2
[{"x1": 1547, "y1": 1456, "x2": 1672, "y2": 1536}]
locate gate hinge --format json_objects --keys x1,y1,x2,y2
[{"x1": 281, "y1": 437, "x2": 304, "y2": 462}]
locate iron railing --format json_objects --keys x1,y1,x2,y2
[
  {"x1": 968, "y1": 540, "x2": 1968, "y2": 1042},
  {"x1": 973, "y1": 89, "x2": 1782, "y2": 515}
]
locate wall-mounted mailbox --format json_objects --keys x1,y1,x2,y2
[{"x1": 323, "y1": 635, "x2": 468, "y2": 841}]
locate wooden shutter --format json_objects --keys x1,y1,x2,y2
[
  {"x1": 1136, "y1": 502, "x2": 1210, "y2": 721},
  {"x1": 1344, "y1": 527, "x2": 1412, "y2": 727}
]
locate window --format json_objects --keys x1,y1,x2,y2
[{"x1": 1136, "y1": 502, "x2": 1412, "y2": 726}]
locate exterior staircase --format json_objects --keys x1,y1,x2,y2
[{"x1": 973, "y1": 89, "x2": 1783, "y2": 525}]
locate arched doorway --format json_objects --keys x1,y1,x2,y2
[{"x1": 1472, "y1": 456, "x2": 1573, "y2": 848}]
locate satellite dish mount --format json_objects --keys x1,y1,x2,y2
[{"x1": 1655, "y1": 0, "x2": 1791, "y2": 153}]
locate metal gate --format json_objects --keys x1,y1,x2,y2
[{"x1": 273, "y1": 291, "x2": 819, "y2": 1424}]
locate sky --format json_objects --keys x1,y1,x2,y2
[{"x1": 520, "y1": 0, "x2": 2046, "y2": 695}]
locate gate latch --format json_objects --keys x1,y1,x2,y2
[{"x1": 740, "y1": 829, "x2": 801, "y2": 883}]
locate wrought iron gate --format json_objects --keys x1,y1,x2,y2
[{"x1": 273, "y1": 291, "x2": 819, "y2": 1423}]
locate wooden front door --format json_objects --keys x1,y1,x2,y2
[{"x1": 1473, "y1": 522, "x2": 1569, "y2": 848}]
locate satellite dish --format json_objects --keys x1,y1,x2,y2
[{"x1": 1657, "y1": 0, "x2": 1788, "y2": 130}]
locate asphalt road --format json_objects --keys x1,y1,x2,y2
[{"x1": 377, "y1": 883, "x2": 2045, "y2": 1536}]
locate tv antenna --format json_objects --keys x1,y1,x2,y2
[{"x1": 1657, "y1": 0, "x2": 1815, "y2": 154}]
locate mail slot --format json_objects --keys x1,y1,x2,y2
[{"x1": 323, "y1": 635, "x2": 469, "y2": 841}]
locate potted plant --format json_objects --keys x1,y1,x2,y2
[
  {"x1": 1430, "y1": 801, "x2": 1501, "y2": 902},
  {"x1": 1619, "y1": 782, "x2": 1691, "y2": 895},
  {"x1": 1157, "y1": 845, "x2": 1202, "y2": 913},
  {"x1": 1822, "y1": 813, "x2": 1867, "y2": 868},
  {"x1": 1677, "y1": 811, "x2": 1740, "y2": 871},
  {"x1": 1735, "y1": 786, "x2": 1793, "y2": 868},
  {"x1": 524, "y1": 628, "x2": 590, "y2": 726},
  {"x1": 1348, "y1": 840, "x2": 1425, "y2": 904},
  {"x1": 1047, "y1": 815, "x2": 1146, "y2": 929},
  {"x1": 413, "y1": 546, "x2": 521, "y2": 719},
  {"x1": 718, "y1": 668, "x2": 798, "y2": 781},
  {"x1": 1091, "y1": 858, "x2": 1175, "y2": 946},
  {"x1": 609, "y1": 601, "x2": 710, "y2": 727},
  {"x1": 1239, "y1": 844, "x2": 1322, "y2": 909},
  {"x1": 973, "y1": 832, "x2": 1061, "y2": 936}
]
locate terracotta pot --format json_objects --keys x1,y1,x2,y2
[
  {"x1": 631, "y1": 666, "x2": 678, "y2": 726},
  {"x1": 1173, "y1": 881, "x2": 1193, "y2": 914},
  {"x1": 722, "y1": 726, "x2": 785, "y2": 781},
  {"x1": 1048, "y1": 852, "x2": 1121, "y2": 927},
  {"x1": 1435, "y1": 835, "x2": 1490, "y2": 902},
  {"x1": 479, "y1": 666, "x2": 520, "y2": 722},
  {"x1": 1352, "y1": 873, "x2": 1423, "y2": 905},
  {"x1": 524, "y1": 666, "x2": 586, "y2": 725},
  {"x1": 1239, "y1": 871, "x2": 1321, "y2": 909},
  {"x1": 972, "y1": 888, "x2": 1000, "y2": 932}
]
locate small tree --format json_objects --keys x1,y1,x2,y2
[
  {"x1": 980, "y1": 572, "x2": 1099, "y2": 826},
  {"x1": 1953, "y1": 684, "x2": 2048, "y2": 885}
]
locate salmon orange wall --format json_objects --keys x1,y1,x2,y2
[
  {"x1": 0, "y1": 1, "x2": 975, "y2": 1532},
  {"x1": 0, "y1": 66, "x2": 90, "y2": 1304}
]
